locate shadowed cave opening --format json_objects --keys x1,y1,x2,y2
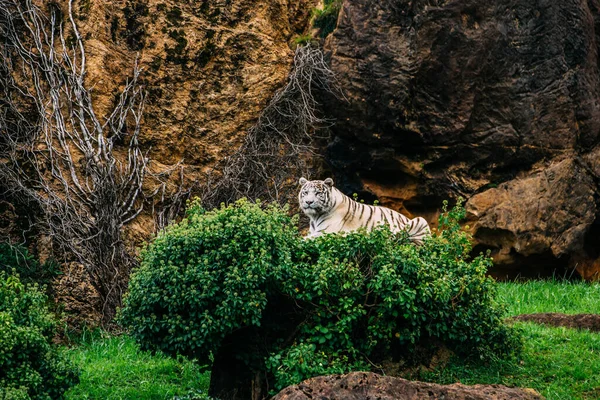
[
  {"x1": 472, "y1": 244, "x2": 581, "y2": 281},
  {"x1": 582, "y1": 218, "x2": 600, "y2": 259}
]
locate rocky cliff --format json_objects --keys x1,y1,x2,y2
[
  {"x1": 69, "y1": 0, "x2": 313, "y2": 231},
  {"x1": 0, "y1": 0, "x2": 315, "y2": 325},
  {"x1": 323, "y1": 0, "x2": 600, "y2": 279},
  {"x1": 2, "y1": 0, "x2": 314, "y2": 239},
  {"x1": 62, "y1": 0, "x2": 310, "y2": 160},
  {"x1": 4, "y1": 0, "x2": 600, "y2": 283}
]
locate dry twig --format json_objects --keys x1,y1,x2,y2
[{"x1": 200, "y1": 44, "x2": 343, "y2": 209}]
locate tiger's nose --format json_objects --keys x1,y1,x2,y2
[{"x1": 305, "y1": 199, "x2": 314, "y2": 205}]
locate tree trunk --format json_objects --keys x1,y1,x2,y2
[{"x1": 208, "y1": 327, "x2": 267, "y2": 400}]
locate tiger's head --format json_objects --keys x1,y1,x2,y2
[{"x1": 298, "y1": 177, "x2": 334, "y2": 218}]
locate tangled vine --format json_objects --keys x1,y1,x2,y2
[
  {"x1": 1, "y1": 0, "x2": 153, "y2": 323},
  {"x1": 200, "y1": 43, "x2": 343, "y2": 209}
]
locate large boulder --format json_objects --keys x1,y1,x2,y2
[
  {"x1": 272, "y1": 372, "x2": 544, "y2": 400},
  {"x1": 323, "y1": 0, "x2": 600, "y2": 279},
  {"x1": 467, "y1": 158, "x2": 597, "y2": 278}
]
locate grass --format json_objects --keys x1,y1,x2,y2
[
  {"x1": 62, "y1": 331, "x2": 211, "y2": 400},
  {"x1": 60, "y1": 280, "x2": 600, "y2": 399},
  {"x1": 419, "y1": 280, "x2": 600, "y2": 400},
  {"x1": 422, "y1": 322, "x2": 600, "y2": 399},
  {"x1": 498, "y1": 280, "x2": 600, "y2": 315}
]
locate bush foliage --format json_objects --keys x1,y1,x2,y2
[
  {"x1": 0, "y1": 272, "x2": 79, "y2": 399},
  {"x1": 120, "y1": 198, "x2": 520, "y2": 393},
  {"x1": 0, "y1": 242, "x2": 61, "y2": 289},
  {"x1": 119, "y1": 199, "x2": 298, "y2": 361}
]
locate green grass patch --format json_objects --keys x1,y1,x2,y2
[
  {"x1": 422, "y1": 322, "x2": 600, "y2": 400},
  {"x1": 60, "y1": 280, "x2": 600, "y2": 399},
  {"x1": 419, "y1": 279, "x2": 600, "y2": 399},
  {"x1": 497, "y1": 280, "x2": 600, "y2": 316},
  {"x1": 62, "y1": 332, "x2": 210, "y2": 400}
]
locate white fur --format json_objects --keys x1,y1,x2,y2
[{"x1": 299, "y1": 178, "x2": 431, "y2": 245}]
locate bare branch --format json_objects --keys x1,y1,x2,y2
[{"x1": 199, "y1": 44, "x2": 344, "y2": 209}]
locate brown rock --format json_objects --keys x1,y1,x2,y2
[
  {"x1": 53, "y1": 262, "x2": 102, "y2": 330},
  {"x1": 67, "y1": 0, "x2": 314, "y2": 171},
  {"x1": 323, "y1": 0, "x2": 600, "y2": 278},
  {"x1": 466, "y1": 158, "x2": 597, "y2": 275},
  {"x1": 272, "y1": 372, "x2": 544, "y2": 400},
  {"x1": 0, "y1": 201, "x2": 18, "y2": 243}
]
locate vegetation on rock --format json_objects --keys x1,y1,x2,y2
[
  {"x1": 0, "y1": 242, "x2": 60, "y2": 289},
  {"x1": 199, "y1": 44, "x2": 341, "y2": 210},
  {"x1": 312, "y1": 0, "x2": 342, "y2": 38}
]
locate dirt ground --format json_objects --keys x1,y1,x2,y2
[
  {"x1": 510, "y1": 313, "x2": 600, "y2": 332},
  {"x1": 273, "y1": 371, "x2": 544, "y2": 400}
]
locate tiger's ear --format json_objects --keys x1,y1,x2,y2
[
  {"x1": 324, "y1": 178, "x2": 334, "y2": 187},
  {"x1": 299, "y1": 177, "x2": 308, "y2": 186}
]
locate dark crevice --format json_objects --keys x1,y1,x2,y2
[{"x1": 472, "y1": 245, "x2": 580, "y2": 281}]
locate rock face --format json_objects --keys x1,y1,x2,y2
[
  {"x1": 323, "y1": 0, "x2": 600, "y2": 279},
  {"x1": 72, "y1": 0, "x2": 312, "y2": 172},
  {"x1": 272, "y1": 372, "x2": 544, "y2": 400},
  {"x1": 23, "y1": 0, "x2": 314, "y2": 325},
  {"x1": 60, "y1": 0, "x2": 314, "y2": 245}
]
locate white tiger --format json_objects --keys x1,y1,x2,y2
[{"x1": 298, "y1": 177, "x2": 431, "y2": 245}]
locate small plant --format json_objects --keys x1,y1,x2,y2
[
  {"x1": 312, "y1": 0, "x2": 342, "y2": 38},
  {"x1": 0, "y1": 242, "x2": 61, "y2": 289},
  {"x1": 266, "y1": 341, "x2": 366, "y2": 391},
  {"x1": 0, "y1": 271, "x2": 79, "y2": 398},
  {"x1": 293, "y1": 34, "x2": 315, "y2": 46}
]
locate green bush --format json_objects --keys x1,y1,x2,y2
[
  {"x1": 0, "y1": 242, "x2": 61, "y2": 288},
  {"x1": 265, "y1": 200, "x2": 518, "y2": 390},
  {"x1": 0, "y1": 272, "x2": 79, "y2": 399},
  {"x1": 119, "y1": 198, "x2": 298, "y2": 361},
  {"x1": 120, "y1": 198, "x2": 520, "y2": 396}
]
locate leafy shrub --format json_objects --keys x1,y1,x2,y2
[
  {"x1": 0, "y1": 242, "x2": 61, "y2": 288},
  {"x1": 121, "y1": 198, "x2": 520, "y2": 397},
  {"x1": 312, "y1": 0, "x2": 342, "y2": 38},
  {"x1": 0, "y1": 271, "x2": 79, "y2": 398},
  {"x1": 119, "y1": 198, "x2": 299, "y2": 361},
  {"x1": 266, "y1": 341, "x2": 367, "y2": 392}
]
